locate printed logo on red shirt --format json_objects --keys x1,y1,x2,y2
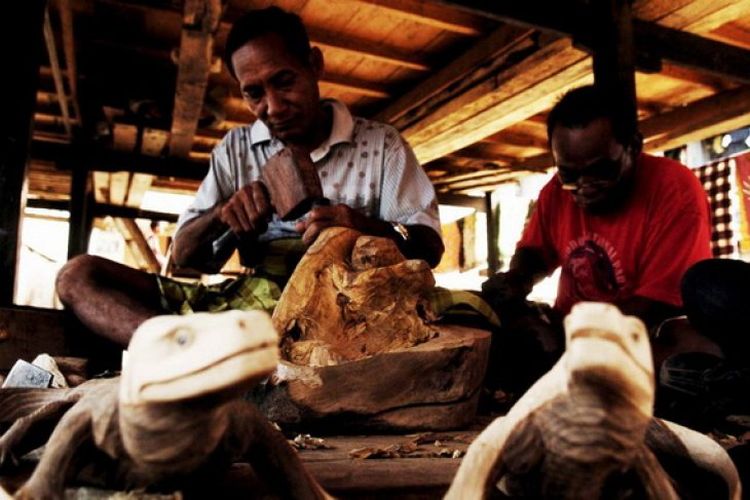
[{"x1": 559, "y1": 234, "x2": 626, "y2": 307}]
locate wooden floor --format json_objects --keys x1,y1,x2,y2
[{"x1": 0, "y1": 429, "x2": 479, "y2": 499}]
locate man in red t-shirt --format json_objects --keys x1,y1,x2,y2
[{"x1": 483, "y1": 85, "x2": 711, "y2": 330}]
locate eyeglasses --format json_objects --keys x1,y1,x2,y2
[{"x1": 557, "y1": 150, "x2": 627, "y2": 190}]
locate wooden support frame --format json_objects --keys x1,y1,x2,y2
[
  {"x1": 591, "y1": 0, "x2": 637, "y2": 135},
  {"x1": 485, "y1": 192, "x2": 500, "y2": 274},
  {"x1": 32, "y1": 142, "x2": 209, "y2": 180},
  {"x1": 0, "y1": 1, "x2": 47, "y2": 306},
  {"x1": 66, "y1": 163, "x2": 92, "y2": 259},
  {"x1": 169, "y1": 0, "x2": 224, "y2": 158},
  {"x1": 431, "y1": 1, "x2": 750, "y2": 84}
]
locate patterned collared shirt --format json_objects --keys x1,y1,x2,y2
[{"x1": 177, "y1": 99, "x2": 441, "y2": 243}]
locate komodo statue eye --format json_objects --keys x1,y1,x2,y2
[{"x1": 173, "y1": 328, "x2": 193, "y2": 346}]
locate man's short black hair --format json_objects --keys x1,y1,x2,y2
[
  {"x1": 546, "y1": 85, "x2": 635, "y2": 146},
  {"x1": 224, "y1": 7, "x2": 311, "y2": 79}
]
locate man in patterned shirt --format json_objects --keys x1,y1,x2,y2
[{"x1": 55, "y1": 7, "x2": 444, "y2": 347}]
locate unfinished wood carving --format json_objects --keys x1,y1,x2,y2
[
  {"x1": 273, "y1": 227, "x2": 437, "y2": 366},
  {"x1": 445, "y1": 302, "x2": 742, "y2": 500},
  {"x1": 257, "y1": 227, "x2": 491, "y2": 431}
]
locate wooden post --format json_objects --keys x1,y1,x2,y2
[
  {"x1": 485, "y1": 191, "x2": 500, "y2": 274},
  {"x1": 591, "y1": 0, "x2": 638, "y2": 136},
  {"x1": 0, "y1": 1, "x2": 47, "y2": 306},
  {"x1": 67, "y1": 163, "x2": 92, "y2": 259}
]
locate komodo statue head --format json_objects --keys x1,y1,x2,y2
[
  {"x1": 446, "y1": 302, "x2": 741, "y2": 500},
  {"x1": 563, "y1": 301, "x2": 654, "y2": 416},
  {"x1": 120, "y1": 310, "x2": 279, "y2": 405}
]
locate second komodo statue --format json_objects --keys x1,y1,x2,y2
[
  {"x1": 445, "y1": 302, "x2": 742, "y2": 500},
  {"x1": 0, "y1": 310, "x2": 330, "y2": 499}
]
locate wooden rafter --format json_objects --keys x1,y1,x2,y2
[
  {"x1": 43, "y1": 8, "x2": 72, "y2": 138},
  {"x1": 169, "y1": 0, "x2": 224, "y2": 158},
  {"x1": 354, "y1": 0, "x2": 486, "y2": 35},
  {"x1": 32, "y1": 142, "x2": 209, "y2": 180},
  {"x1": 429, "y1": 1, "x2": 750, "y2": 83},
  {"x1": 407, "y1": 38, "x2": 592, "y2": 164},
  {"x1": 640, "y1": 85, "x2": 750, "y2": 151},
  {"x1": 320, "y1": 74, "x2": 390, "y2": 99},
  {"x1": 307, "y1": 27, "x2": 429, "y2": 71},
  {"x1": 376, "y1": 25, "x2": 534, "y2": 126}
]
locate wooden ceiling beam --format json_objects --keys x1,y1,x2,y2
[
  {"x1": 407, "y1": 38, "x2": 593, "y2": 164},
  {"x1": 654, "y1": 62, "x2": 736, "y2": 91},
  {"x1": 650, "y1": 0, "x2": 750, "y2": 33},
  {"x1": 482, "y1": 129, "x2": 548, "y2": 150},
  {"x1": 640, "y1": 85, "x2": 750, "y2": 152},
  {"x1": 32, "y1": 142, "x2": 209, "y2": 180},
  {"x1": 320, "y1": 73, "x2": 390, "y2": 99},
  {"x1": 376, "y1": 25, "x2": 534, "y2": 126},
  {"x1": 306, "y1": 27, "x2": 429, "y2": 72},
  {"x1": 353, "y1": 0, "x2": 486, "y2": 36},
  {"x1": 43, "y1": 8, "x2": 73, "y2": 138},
  {"x1": 169, "y1": 0, "x2": 224, "y2": 158},
  {"x1": 54, "y1": 0, "x2": 82, "y2": 125},
  {"x1": 430, "y1": 1, "x2": 750, "y2": 84}
]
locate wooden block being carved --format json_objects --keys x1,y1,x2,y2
[
  {"x1": 261, "y1": 147, "x2": 324, "y2": 221},
  {"x1": 251, "y1": 324, "x2": 490, "y2": 431},
  {"x1": 255, "y1": 227, "x2": 491, "y2": 431}
]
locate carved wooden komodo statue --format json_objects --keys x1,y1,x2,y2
[
  {"x1": 273, "y1": 226, "x2": 437, "y2": 366},
  {"x1": 0, "y1": 310, "x2": 330, "y2": 500},
  {"x1": 445, "y1": 302, "x2": 742, "y2": 500}
]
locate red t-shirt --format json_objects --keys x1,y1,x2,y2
[{"x1": 518, "y1": 153, "x2": 712, "y2": 315}]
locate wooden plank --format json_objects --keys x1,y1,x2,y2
[
  {"x1": 54, "y1": 0, "x2": 81, "y2": 124},
  {"x1": 354, "y1": 0, "x2": 485, "y2": 35},
  {"x1": 403, "y1": 37, "x2": 587, "y2": 143},
  {"x1": 651, "y1": 0, "x2": 750, "y2": 33},
  {"x1": 0, "y1": 307, "x2": 72, "y2": 371},
  {"x1": 141, "y1": 128, "x2": 169, "y2": 156},
  {"x1": 430, "y1": 1, "x2": 750, "y2": 83},
  {"x1": 375, "y1": 25, "x2": 534, "y2": 126},
  {"x1": 92, "y1": 203, "x2": 178, "y2": 223},
  {"x1": 92, "y1": 171, "x2": 110, "y2": 204},
  {"x1": 1, "y1": 1, "x2": 46, "y2": 305},
  {"x1": 113, "y1": 123, "x2": 138, "y2": 152},
  {"x1": 108, "y1": 171, "x2": 130, "y2": 206},
  {"x1": 32, "y1": 142, "x2": 209, "y2": 180},
  {"x1": 632, "y1": 21, "x2": 750, "y2": 84},
  {"x1": 43, "y1": 8, "x2": 72, "y2": 138},
  {"x1": 66, "y1": 164, "x2": 92, "y2": 259},
  {"x1": 640, "y1": 85, "x2": 750, "y2": 152},
  {"x1": 119, "y1": 218, "x2": 160, "y2": 273},
  {"x1": 125, "y1": 173, "x2": 153, "y2": 208},
  {"x1": 319, "y1": 74, "x2": 390, "y2": 99},
  {"x1": 169, "y1": 0, "x2": 223, "y2": 158},
  {"x1": 307, "y1": 27, "x2": 429, "y2": 71},
  {"x1": 409, "y1": 40, "x2": 593, "y2": 164}
]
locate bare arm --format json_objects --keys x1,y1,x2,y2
[
  {"x1": 294, "y1": 204, "x2": 444, "y2": 267},
  {"x1": 172, "y1": 181, "x2": 272, "y2": 272},
  {"x1": 482, "y1": 247, "x2": 551, "y2": 312}
]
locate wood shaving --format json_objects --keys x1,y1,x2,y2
[{"x1": 289, "y1": 433, "x2": 333, "y2": 450}]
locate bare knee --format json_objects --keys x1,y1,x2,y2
[{"x1": 56, "y1": 254, "x2": 109, "y2": 306}]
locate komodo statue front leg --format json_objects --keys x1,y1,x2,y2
[
  {"x1": 12, "y1": 402, "x2": 94, "y2": 500},
  {"x1": 12, "y1": 381, "x2": 122, "y2": 500},
  {"x1": 0, "y1": 396, "x2": 78, "y2": 469},
  {"x1": 225, "y1": 400, "x2": 331, "y2": 500}
]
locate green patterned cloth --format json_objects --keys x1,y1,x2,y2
[
  {"x1": 426, "y1": 287, "x2": 500, "y2": 327},
  {"x1": 156, "y1": 273, "x2": 499, "y2": 328},
  {"x1": 157, "y1": 235, "x2": 499, "y2": 325},
  {"x1": 156, "y1": 275, "x2": 281, "y2": 315}
]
